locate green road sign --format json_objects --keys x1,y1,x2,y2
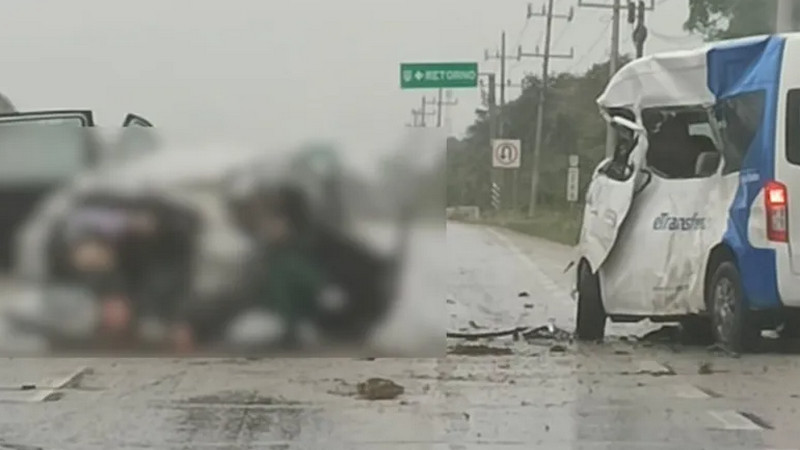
[{"x1": 400, "y1": 62, "x2": 478, "y2": 89}]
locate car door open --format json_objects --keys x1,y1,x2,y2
[
  {"x1": 580, "y1": 114, "x2": 649, "y2": 273},
  {"x1": 122, "y1": 113, "x2": 154, "y2": 128},
  {"x1": 0, "y1": 110, "x2": 95, "y2": 271}
]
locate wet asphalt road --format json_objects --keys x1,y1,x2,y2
[{"x1": 1, "y1": 222, "x2": 800, "y2": 449}]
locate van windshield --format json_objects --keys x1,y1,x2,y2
[{"x1": 0, "y1": 123, "x2": 90, "y2": 185}]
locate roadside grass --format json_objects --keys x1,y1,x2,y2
[{"x1": 457, "y1": 207, "x2": 582, "y2": 246}]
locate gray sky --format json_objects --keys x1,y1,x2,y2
[{"x1": 0, "y1": 0, "x2": 702, "y2": 155}]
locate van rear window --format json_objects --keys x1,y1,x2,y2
[{"x1": 786, "y1": 89, "x2": 800, "y2": 165}]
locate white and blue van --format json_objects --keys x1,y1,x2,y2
[{"x1": 575, "y1": 33, "x2": 800, "y2": 352}]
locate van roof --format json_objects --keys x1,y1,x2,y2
[{"x1": 597, "y1": 33, "x2": 800, "y2": 112}]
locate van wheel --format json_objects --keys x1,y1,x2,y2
[
  {"x1": 709, "y1": 261, "x2": 759, "y2": 353},
  {"x1": 576, "y1": 261, "x2": 606, "y2": 341}
]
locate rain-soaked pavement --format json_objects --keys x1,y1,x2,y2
[{"x1": 2, "y1": 222, "x2": 800, "y2": 449}]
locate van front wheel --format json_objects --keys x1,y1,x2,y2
[
  {"x1": 709, "y1": 261, "x2": 759, "y2": 353},
  {"x1": 576, "y1": 262, "x2": 606, "y2": 341}
]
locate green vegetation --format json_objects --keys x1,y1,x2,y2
[
  {"x1": 684, "y1": 0, "x2": 800, "y2": 41},
  {"x1": 449, "y1": 2, "x2": 800, "y2": 243}
]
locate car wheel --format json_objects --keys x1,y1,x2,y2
[
  {"x1": 576, "y1": 261, "x2": 606, "y2": 341},
  {"x1": 709, "y1": 261, "x2": 759, "y2": 353}
]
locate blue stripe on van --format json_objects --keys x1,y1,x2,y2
[{"x1": 707, "y1": 35, "x2": 786, "y2": 310}]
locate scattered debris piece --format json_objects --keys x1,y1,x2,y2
[
  {"x1": 524, "y1": 304, "x2": 534, "y2": 309},
  {"x1": 698, "y1": 362, "x2": 713, "y2": 375},
  {"x1": 639, "y1": 326, "x2": 681, "y2": 343},
  {"x1": 707, "y1": 343, "x2": 741, "y2": 358},
  {"x1": 614, "y1": 350, "x2": 631, "y2": 355},
  {"x1": 446, "y1": 326, "x2": 528, "y2": 340},
  {"x1": 523, "y1": 323, "x2": 572, "y2": 342},
  {"x1": 449, "y1": 344, "x2": 513, "y2": 356},
  {"x1": 446, "y1": 299, "x2": 456, "y2": 305},
  {"x1": 20, "y1": 384, "x2": 35, "y2": 391},
  {"x1": 738, "y1": 411, "x2": 774, "y2": 430},
  {"x1": 563, "y1": 261, "x2": 575, "y2": 273},
  {"x1": 518, "y1": 291, "x2": 530, "y2": 297},
  {"x1": 468, "y1": 320, "x2": 485, "y2": 329},
  {"x1": 636, "y1": 361, "x2": 675, "y2": 377},
  {"x1": 357, "y1": 378, "x2": 404, "y2": 400},
  {"x1": 549, "y1": 344, "x2": 567, "y2": 353},
  {"x1": 43, "y1": 392, "x2": 64, "y2": 402},
  {"x1": 0, "y1": 441, "x2": 43, "y2": 450}
]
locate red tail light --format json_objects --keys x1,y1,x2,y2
[{"x1": 765, "y1": 180, "x2": 788, "y2": 242}]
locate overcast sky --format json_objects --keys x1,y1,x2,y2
[{"x1": 0, "y1": 0, "x2": 703, "y2": 158}]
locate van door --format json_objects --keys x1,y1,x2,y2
[
  {"x1": 580, "y1": 113, "x2": 649, "y2": 272},
  {"x1": 0, "y1": 110, "x2": 94, "y2": 270}
]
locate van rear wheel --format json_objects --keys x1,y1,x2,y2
[
  {"x1": 709, "y1": 261, "x2": 759, "y2": 353},
  {"x1": 576, "y1": 261, "x2": 606, "y2": 341}
]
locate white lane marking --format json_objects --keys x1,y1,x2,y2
[
  {"x1": 0, "y1": 366, "x2": 90, "y2": 403},
  {"x1": 675, "y1": 384, "x2": 711, "y2": 399},
  {"x1": 26, "y1": 366, "x2": 89, "y2": 402},
  {"x1": 708, "y1": 410, "x2": 764, "y2": 431}
]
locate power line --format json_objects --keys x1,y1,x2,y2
[{"x1": 564, "y1": 17, "x2": 612, "y2": 73}]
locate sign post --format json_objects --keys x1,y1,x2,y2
[{"x1": 400, "y1": 63, "x2": 479, "y2": 89}]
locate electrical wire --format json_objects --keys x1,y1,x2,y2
[{"x1": 564, "y1": 16, "x2": 613, "y2": 73}]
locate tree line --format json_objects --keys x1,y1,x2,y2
[{"x1": 446, "y1": 0, "x2": 798, "y2": 212}]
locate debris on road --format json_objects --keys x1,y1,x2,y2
[
  {"x1": 524, "y1": 304, "x2": 534, "y2": 309},
  {"x1": 518, "y1": 291, "x2": 530, "y2": 297},
  {"x1": 19, "y1": 384, "x2": 35, "y2": 391},
  {"x1": 523, "y1": 323, "x2": 572, "y2": 342},
  {"x1": 698, "y1": 362, "x2": 713, "y2": 375},
  {"x1": 468, "y1": 320, "x2": 485, "y2": 329},
  {"x1": 446, "y1": 326, "x2": 528, "y2": 340},
  {"x1": 707, "y1": 342, "x2": 741, "y2": 358},
  {"x1": 639, "y1": 326, "x2": 681, "y2": 343},
  {"x1": 635, "y1": 361, "x2": 675, "y2": 377},
  {"x1": 446, "y1": 298, "x2": 456, "y2": 305},
  {"x1": 449, "y1": 344, "x2": 513, "y2": 356},
  {"x1": 549, "y1": 344, "x2": 567, "y2": 353},
  {"x1": 357, "y1": 378, "x2": 404, "y2": 400}
]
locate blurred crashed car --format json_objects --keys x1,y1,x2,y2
[
  {"x1": 7, "y1": 139, "x2": 405, "y2": 353},
  {"x1": 0, "y1": 110, "x2": 154, "y2": 273}
]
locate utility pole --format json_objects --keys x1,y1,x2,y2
[
  {"x1": 579, "y1": 0, "x2": 654, "y2": 158},
  {"x1": 485, "y1": 31, "x2": 520, "y2": 212},
  {"x1": 518, "y1": 1, "x2": 574, "y2": 218},
  {"x1": 434, "y1": 88, "x2": 458, "y2": 128},
  {"x1": 628, "y1": 1, "x2": 649, "y2": 58},
  {"x1": 777, "y1": 0, "x2": 795, "y2": 32},
  {"x1": 410, "y1": 97, "x2": 436, "y2": 128}
]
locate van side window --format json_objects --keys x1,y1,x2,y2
[
  {"x1": 716, "y1": 90, "x2": 766, "y2": 174},
  {"x1": 642, "y1": 107, "x2": 720, "y2": 179},
  {"x1": 786, "y1": 89, "x2": 800, "y2": 165}
]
